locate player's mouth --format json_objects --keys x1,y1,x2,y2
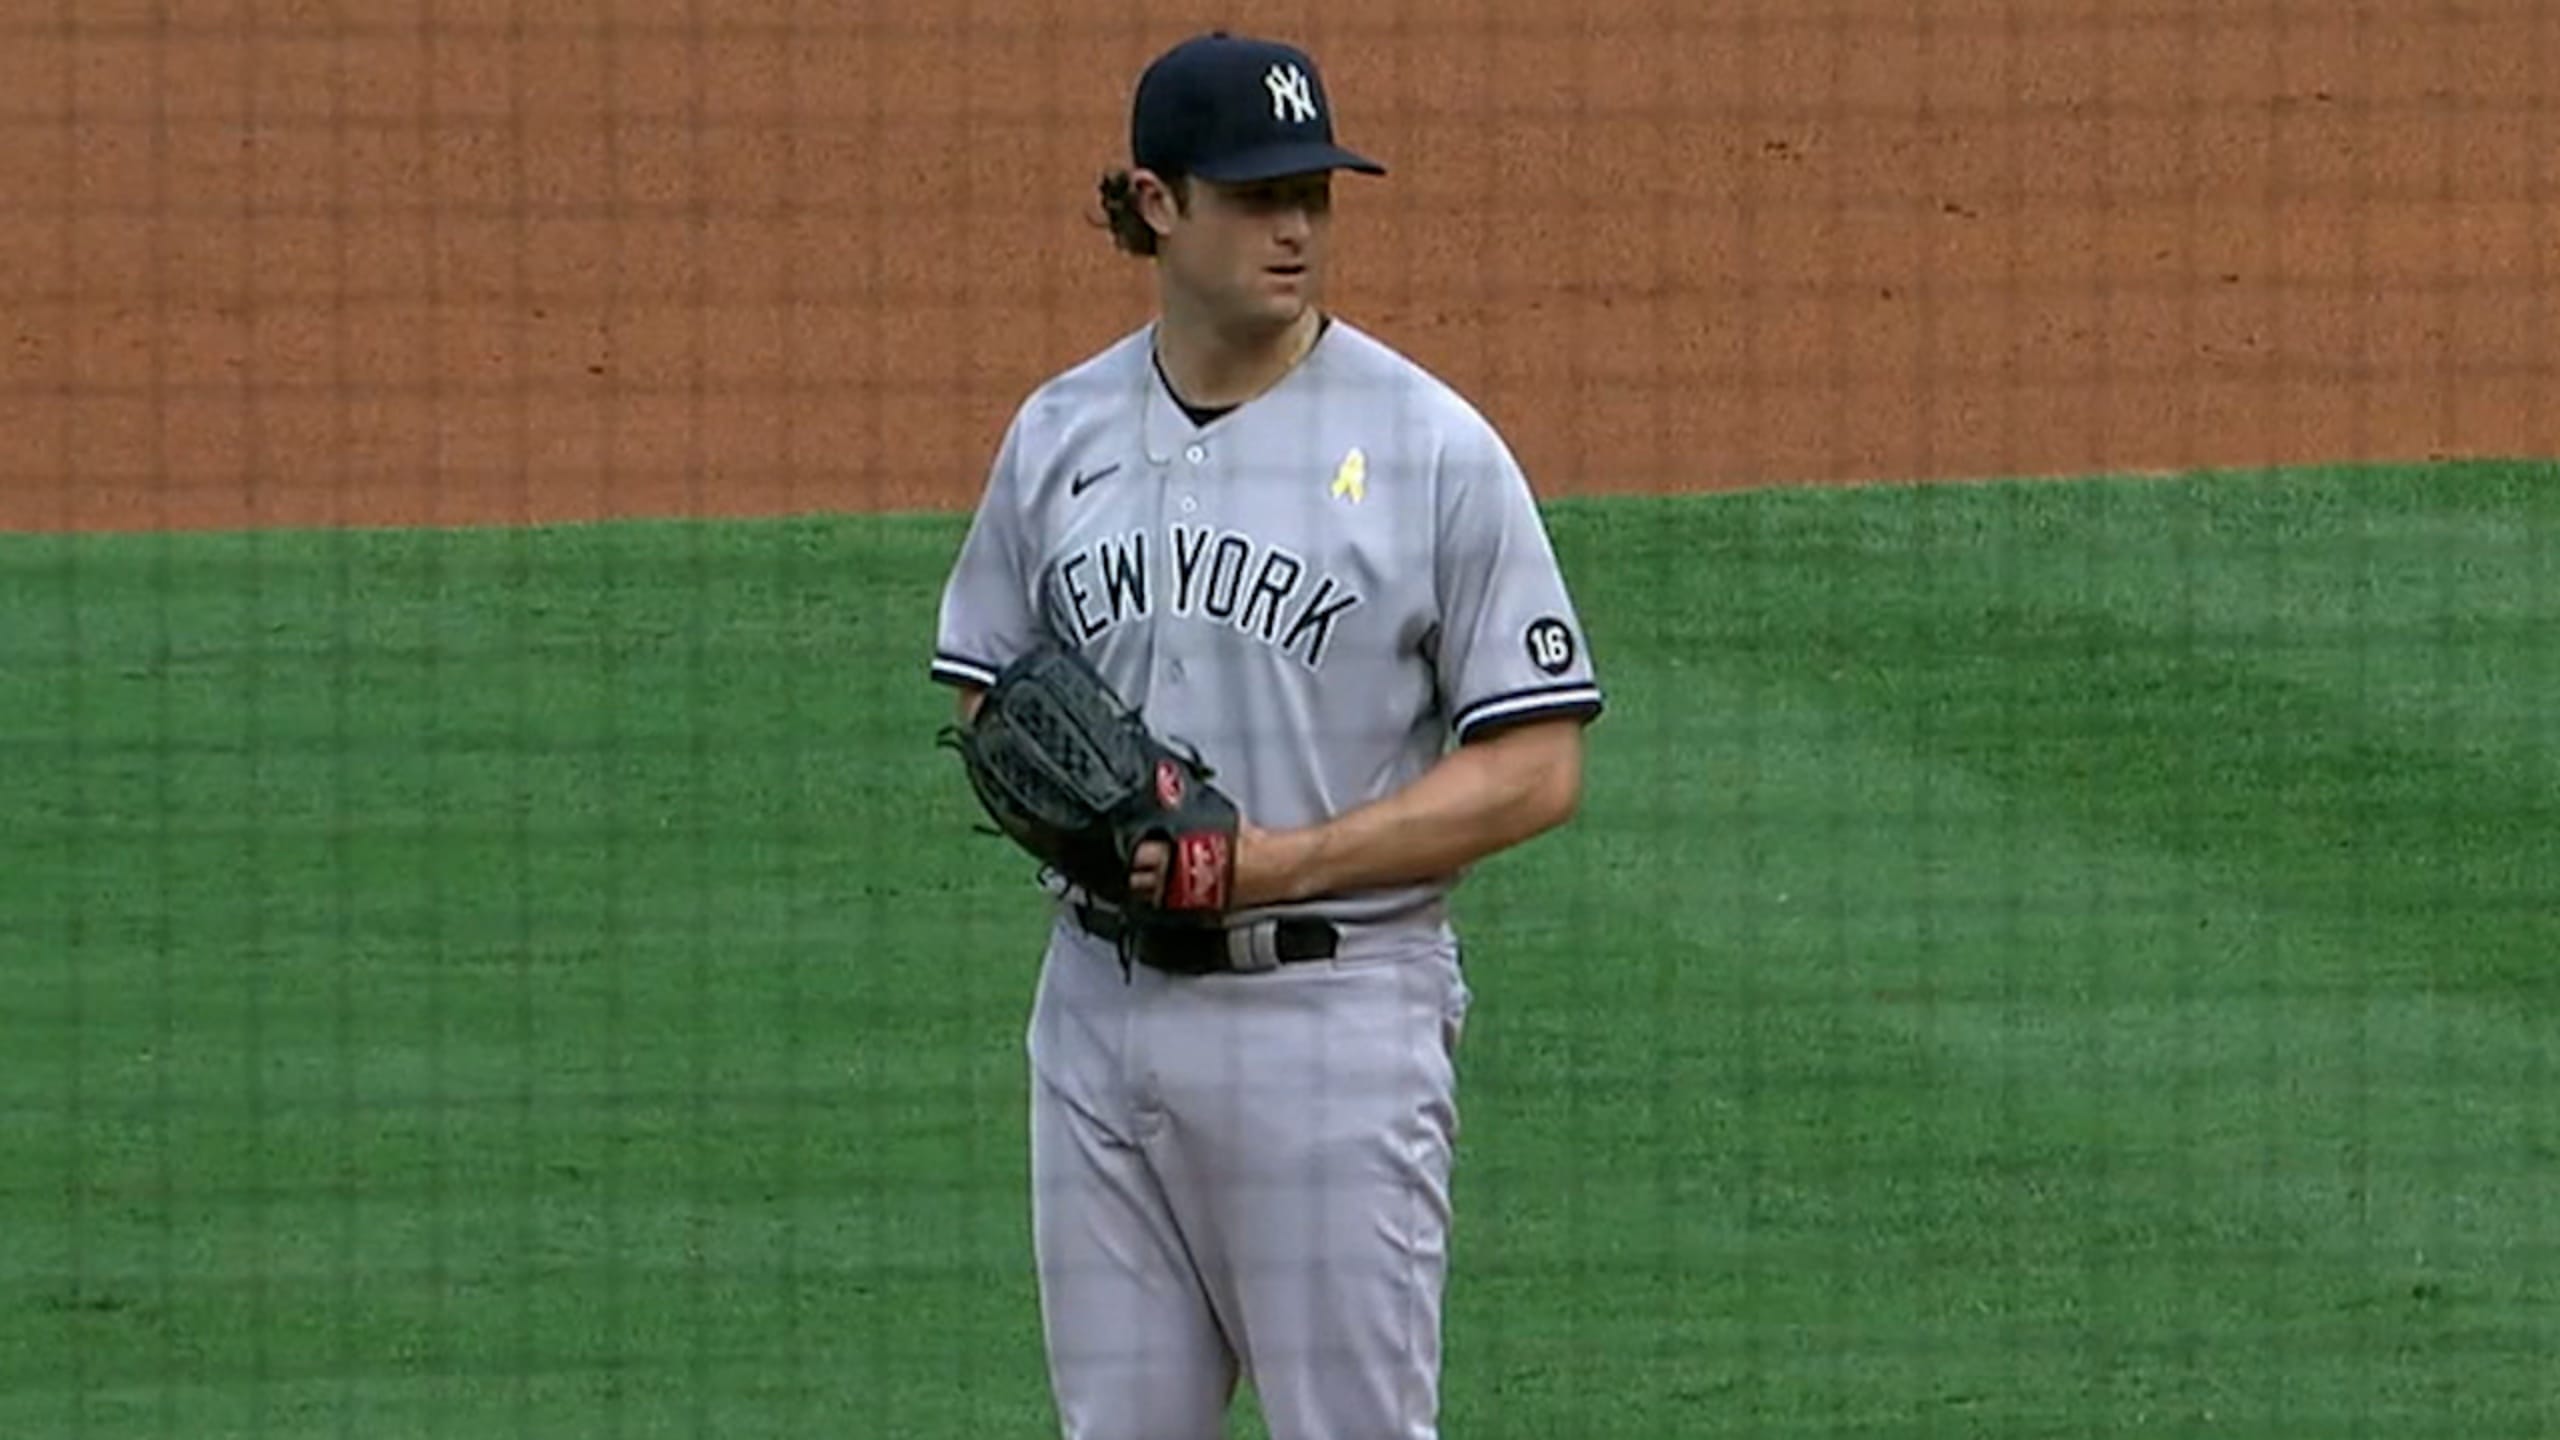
[{"x1": 1265, "y1": 262, "x2": 1307, "y2": 279}]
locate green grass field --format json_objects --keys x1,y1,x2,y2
[{"x1": 4, "y1": 462, "x2": 2555, "y2": 1438}]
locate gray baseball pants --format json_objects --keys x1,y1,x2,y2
[{"x1": 1024, "y1": 912, "x2": 1472, "y2": 1439}]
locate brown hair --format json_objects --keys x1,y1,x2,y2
[{"x1": 1095, "y1": 168, "x2": 1189, "y2": 257}]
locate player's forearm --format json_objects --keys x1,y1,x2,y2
[{"x1": 1247, "y1": 718, "x2": 1583, "y2": 906}]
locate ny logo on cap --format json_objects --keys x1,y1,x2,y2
[{"x1": 1265, "y1": 62, "x2": 1317, "y2": 123}]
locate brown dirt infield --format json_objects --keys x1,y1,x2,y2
[{"x1": 4, "y1": 2, "x2": 2550, "y2": 535}]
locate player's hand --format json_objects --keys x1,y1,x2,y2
[{"x1": 1129, "y1": 838, "x2": 1172, "y2": 904}]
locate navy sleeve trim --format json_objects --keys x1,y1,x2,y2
[
  {"x1": 929, "y1": 653, "x2": 1001, "y2": 689},
  {"x1": 1452, "y1": 682, "x2": 1606, "y2": 743}
]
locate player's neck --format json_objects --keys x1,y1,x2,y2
[{"x1": 1151, "y1": 302, "x2": 1322, "y2": 412}]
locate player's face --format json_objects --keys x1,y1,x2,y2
[{"x1": 1159, "y1": 172, "x2": 1334, "y2": 332}]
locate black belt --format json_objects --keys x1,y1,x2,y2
[{"x1": 1073, "y1": 904, "x2": 1339, "y2": 975}]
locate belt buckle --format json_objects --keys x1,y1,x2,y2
[{"x1": 1223, "y1": 922, "x2": 1282, "y2": 974}]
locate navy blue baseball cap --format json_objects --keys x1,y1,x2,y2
[{"x1": 1130, "y1": 31, "x2": 1386, "y2": 183}]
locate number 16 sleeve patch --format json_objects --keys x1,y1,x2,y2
[{"x1": 1431, "y1": 422, "x2": 1605, "y2": 744}]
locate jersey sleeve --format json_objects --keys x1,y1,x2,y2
[
  {"x1": 928, "y1": 411, "x2": 1040, "y2": 690},
  {"x1": 1431, "y1": 417, "x2": 1605, "y2": 744}
]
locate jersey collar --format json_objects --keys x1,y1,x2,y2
[{"x1": 1139, "y1": 314, "x2": 1337, "y2": 465}]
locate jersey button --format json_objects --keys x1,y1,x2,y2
[
  {"x1": 1180, "y1": 496, "x2": 1198, "y2": 514},
  {"x1": 1184, "y1": 444, "x2": 1206, "y2": 464}
]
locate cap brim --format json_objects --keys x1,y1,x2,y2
[{"x1": 1191, "y1": 141, "x2": 1388, "y2": 183}]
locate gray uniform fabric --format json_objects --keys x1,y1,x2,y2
[{"x1": 931, "y1": 315, "x2": 1603, "y2": 1438}]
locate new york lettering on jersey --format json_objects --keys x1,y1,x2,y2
[{"x1": 1040, "y1": 523, "x2": 1360, "y2": 669}]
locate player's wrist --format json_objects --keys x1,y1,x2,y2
[{"x1": 1234, "y1": 822, "x2": 1323, "y2": 909}]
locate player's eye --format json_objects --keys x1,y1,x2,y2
[{"x1": 1232, "y1": 179, "x2": 1330, "y2": 214}]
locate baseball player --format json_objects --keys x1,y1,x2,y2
[{"x1": 929, "y1": 30, "x2": 1605, "y2": 1440}]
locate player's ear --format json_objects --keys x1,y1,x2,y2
[{"x1": 1132, "y1": 168, "x2": 1189, "y2": 239}]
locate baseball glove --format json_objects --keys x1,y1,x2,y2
[{"x1": 940, "y1": 642, "x2": 1240, "y2": 925}]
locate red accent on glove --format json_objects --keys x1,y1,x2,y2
[{"x1": 1164, "y1": 830, "x2": 1231, "y2": 911}]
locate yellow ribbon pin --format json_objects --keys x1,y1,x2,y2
[{"x1": 1330, "y1": 447, "x2": 1367, "y2": 504}]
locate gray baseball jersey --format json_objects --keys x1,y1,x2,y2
[{"x1": 931, "y1": 315, "x2": 1605, "y2": 930}]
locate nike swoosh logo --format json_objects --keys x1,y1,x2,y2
[{"x1": 1070, "y1": 463, "x2": 1122, "y2": 496}]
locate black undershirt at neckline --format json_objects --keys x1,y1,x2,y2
[{"x1": 1155, "y1": 314, "x2": 1332, "y2": 428}]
